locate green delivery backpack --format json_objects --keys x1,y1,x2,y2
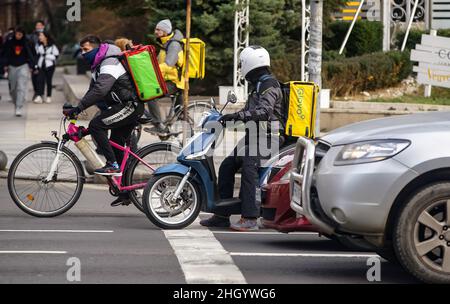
[{"x1": 122, "y1": 45, "x2": 168, "y2": 102}]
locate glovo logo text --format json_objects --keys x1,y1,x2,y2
[{"x1": 296, "y1": 88, "x2": 306, "y2": 120}]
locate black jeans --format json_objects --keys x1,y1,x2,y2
[
  {"x1": 36, "y1": 66, "x2": 55, "y2": 97},
  {"x1": 217, "y1": 133, "x2": 282, "y2": 218},
  {"x1": 31, "y1": 70, "x2": 39, "y2": 98},
  {"x1": 89, "y1": 102, "x2": 144, "y2": 165}
]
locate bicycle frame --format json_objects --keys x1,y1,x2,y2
[
  {"x1": 108, "y1": 140, "x2": 154, "y2": 191},
  {"x1": 47, "y1": 117, "x2": 156, "y2": 192}
]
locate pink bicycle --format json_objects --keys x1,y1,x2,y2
[{"x1": 7, "y1": 115, "x2": 180, "y2": 217}]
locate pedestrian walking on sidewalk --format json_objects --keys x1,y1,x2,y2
[
  {"x1": 28, "y1": 20, "x2": 45, "y2": 101},
  {"x1": 2, "y1": 27, "x2": 36, "y2": 117},
  {"x1": 33, "y1": 31, "x2": 59, "y2": 104}
]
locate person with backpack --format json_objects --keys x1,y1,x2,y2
[
  {"x1": 63, "y1": 35, "x2": 144, "y2": 179},
  {"x1": 33, "y1": 31, "x2": 59, "y2": 104},
  {"x1": 2, "y1": 27, "x2": 36, "y2": 117},
  {"x1": 145, "y1": 19, "x2": 185, "y2": 135},
  {"x1": 200, "y1": 45, "x2": 283, "y2": 231}
]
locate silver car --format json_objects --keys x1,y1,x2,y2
[{"x1": 290, "y1": 111, "x2": 450, "y2": 283}]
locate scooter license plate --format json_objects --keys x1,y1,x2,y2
[{"x1": 292, "y1": 182, "x2": 302, "y2": 207}]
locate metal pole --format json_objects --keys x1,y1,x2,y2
[
  {"x1": 339, "y1": 0, "x2": 365, "y2": 55},
  {"x1": 233, "y1": 0, "x2": 239, "y2": 94},
  {"x1": 401, "y1": 0, "x2": 419, "y2": 52},
  {"x1": 233, "y1": 0, "x2": 249, "y2": 102},
  {"x1": 309, "y1": 0, "x2": 323, "y2": 136},
  {"x1": 301, "y1": 0, "x2": 306, "y2": 81},
  {"x1": 381, "y1": 0, "x2": 391, "y2": 51},
  {"x1": 424, "y1": 29, "x2": 437, "y2": 98},
  {"x1": 183, "y1": 0, "x2": 192, "y2": 145}
]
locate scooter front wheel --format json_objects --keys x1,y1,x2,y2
[{"x1": 142, "y1": 173, "x2": 201, "y2": 229}]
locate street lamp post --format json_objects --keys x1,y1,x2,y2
[
  {"x1": 183, "y1": 0, "x2": 192, "y2": 145},
  {"x1": 308, "y1": 0, "x2": 323, "y2": 136}
]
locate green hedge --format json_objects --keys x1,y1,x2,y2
[
  {"x1": 324, "y1": 21, "x2": 383, "y2": 57},
  {"x1": 323, "y1": 51, "x2": 412, "y2": 97},
  {"x1": 395, "y1": 29, "x2": 450, "y2": 51}
]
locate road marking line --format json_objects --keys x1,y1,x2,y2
[
  {"x1": 0, "y1": 230, "x2": 113, "y2": 233},
  {"x1": 0, "y1": 251, "x2": 67, "y2": 254},
  {"x1": 230, "y1": 252, "x2": 380, "y2": 258},
  {"x1": 212, "y1": 231, "x2": 318, "y2": 235},
  {"x1": 163, "y1": 219, "x2": 247, "y2": 284}
]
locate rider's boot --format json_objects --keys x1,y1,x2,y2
[
  {"x1": 199, "y1": 214, "x2": 230, "y2": 228},
  {"x1": 111, "y1": 192, "x2": 131, "y2": 207}
]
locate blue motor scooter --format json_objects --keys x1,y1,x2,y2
[{"x1": 142, "y1": 91, "x2": 276, "y2": 229}]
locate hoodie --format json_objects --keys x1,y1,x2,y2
[
  {"x1": 78, "y1": 44, "x2": 137, "y2": 111},
  {"x1": 3, "y1": 36, "x2": 35, "y2": 68}
]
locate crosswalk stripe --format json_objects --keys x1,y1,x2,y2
[{"x1": 163, "y1": 219, "x2": 247, "y2": 284}]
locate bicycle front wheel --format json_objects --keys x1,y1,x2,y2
[{"x1": 7, "y1": 142, "x2": 85, "y2": 217}]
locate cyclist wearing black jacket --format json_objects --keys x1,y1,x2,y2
[{"x1": 64, "y1": 35, "x2": 143, "y2": 177}]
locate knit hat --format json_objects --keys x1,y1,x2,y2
[{"x1": 155, "y1": 19, "x2": 172, "y2": 35}]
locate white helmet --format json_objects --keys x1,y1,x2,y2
[{"x1": 239, "y1": 45, "x2": 270, "y2": 79}]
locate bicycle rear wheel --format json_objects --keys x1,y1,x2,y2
[
  {"x1": 7, "y1": 142, "x2": 84, "y2": 217},
  {"x1": 124, "y1": 142, "x2": 181, "y2": 212}
]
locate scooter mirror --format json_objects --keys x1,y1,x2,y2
[{"x1": 227, "y1": 91, "x2": 238, "y2": 104}]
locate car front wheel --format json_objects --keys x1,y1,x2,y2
[{"x1": 394, "y1": 182, "x2": 450, "y2": 283}]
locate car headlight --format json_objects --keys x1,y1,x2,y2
[{"x1": 334, "y1": 139, "x2": 410, "y2": 166}]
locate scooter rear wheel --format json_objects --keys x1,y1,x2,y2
[{"x1": 142, "y1": 173, "x2": 201, "y2": 229}]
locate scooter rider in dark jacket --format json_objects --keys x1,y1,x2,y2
[
  {"x1": 63, "y1": 35, "x2": 144, "y2": 179},
  {"x1": 200, "y1": 45, "x2": 283, "y2": 231}
]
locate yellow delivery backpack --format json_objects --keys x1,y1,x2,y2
[
  {"x1": 181, "y1": 38, "x2": 206, "y2": 79},
  {"x1": 283, "y1": 81, "x2": 319, "y2": 138}
]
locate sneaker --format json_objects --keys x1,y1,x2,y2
[
  {"x1": 33, "y1": 95, "x2": 43, "y2": 104},
  {"x1": 110, "y1": 192, "x2": 131, "y2": 207},
  {"x1": 144, "y1": 125, "x2": 169, "y2": 136},
  {"x1": 199, "y1": 215, "x2": 230, "y2": 228},
  {"x1": 94, "y1": 164, "x2": 122, "y2": 176},
  {"x1": 44, "y1": 97, "x2": 52, "y2": 104},
  {"x1": 230, "y1": 217, "x2": 259, "y2": 231},
  {"x1": 15, "y1": 107, "x2": 22, "y2": 117}
]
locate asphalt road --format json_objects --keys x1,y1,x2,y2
[{"x1": 0, "y1": 179, "x2": 418, "y2": 284}]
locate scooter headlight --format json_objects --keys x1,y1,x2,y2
[{"x1": 334, "y1": 139, "x2": 410, "y2": 166}]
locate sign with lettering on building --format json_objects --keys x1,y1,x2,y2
[{"x1": 411, "y1": 34, "x2": 450, "y2": 89}]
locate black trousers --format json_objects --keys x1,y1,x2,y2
[
  {"x1": 217, "y1": 134, "x2": 282, "y2": 218},
  {"x1": 89, "y1": 102, "x2": 144, "y2": 165},
  {"x1": 31, "y1": 71, "x2": 39, "y2": 98},
  {"x1": 36, "y1": 66, "x2": 55, "y2": 97}
]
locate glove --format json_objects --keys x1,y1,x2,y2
[
  {"x1": 219, "y1": 113, "x2": 238, "y2": 126},
  {"x1": 62, "y1": 106, "x2": 81, "y2": 118}
]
